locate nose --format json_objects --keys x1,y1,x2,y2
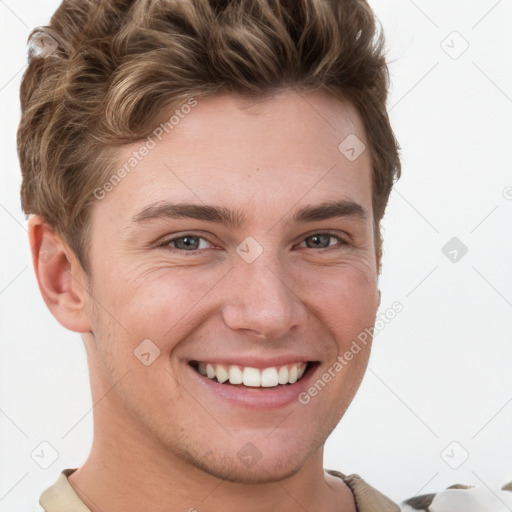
[{"x1": 220, "y1": 253, "x2": 307, "y2": 340}]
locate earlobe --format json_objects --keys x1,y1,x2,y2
[{"x1": 28, "y1": 215, "x2": 92, "y2": 334}]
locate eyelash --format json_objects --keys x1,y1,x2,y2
[{"x1": 158, "y1": 231, "x2": 349, "y2": 254}]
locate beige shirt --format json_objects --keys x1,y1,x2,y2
[{"x1": 39, "y1": 468, "x2": 400, "y2": 512}]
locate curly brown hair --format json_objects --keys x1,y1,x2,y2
[{"x1": 18, "y1": 0, "x2": 401, "y2": 274}]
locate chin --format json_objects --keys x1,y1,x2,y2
[
  {"x1": 181, "y1": 443, "x2": 308, "y2": 485},
  {"x1": 203, "y1": 458, "x2": 305, "y2": 485}
]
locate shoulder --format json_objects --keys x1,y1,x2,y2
[
  {"x1": 401, "y1": 482, "x2": 512, "y2": 511},
  {"x1": 326, "y1": 469, "x2": 400, "y2": 512}
]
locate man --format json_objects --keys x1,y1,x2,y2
[{"x1": 19, "y1": 0, "x2": 402, "y2": 510}]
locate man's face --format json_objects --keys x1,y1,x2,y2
[{"x1": 82, "y1": 90, "x2": 379, "y2": 483}]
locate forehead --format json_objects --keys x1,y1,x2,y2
[{"x1": 94, "y1": 90, "x2": 373, "y2": 226}]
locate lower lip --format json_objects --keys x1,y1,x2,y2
[{"x1": 187, "y1": 363, "x2": 319, "y2": 411}]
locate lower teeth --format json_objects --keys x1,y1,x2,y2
[
  {"x1": 198, "y1": 373, "x2": 296, "y2": 388},
  {"x1": 218, "y1": 380, "x2": 289, "y2": 388}
]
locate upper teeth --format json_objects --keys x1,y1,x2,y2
[{"x1": 196, "y1": 362, "x2": 307, "y2": 387}]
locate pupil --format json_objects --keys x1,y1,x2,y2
[
  {"x1": 178, "y1": 236, "x2": 198, "y2": 250},
  {"x1": 308, "y1": 234, "x2": 329, "y2": 248}
]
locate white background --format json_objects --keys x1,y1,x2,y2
[{"x1": 1, "y1": 1, "x2": 511, "y2": 510}]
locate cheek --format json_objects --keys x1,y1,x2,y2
[
  {"x1": 294, "y1": 262, "x2": 378, "y2": 337},
  {"x1": 94, "y1": 264, "x2": 228, "y2": 351}
]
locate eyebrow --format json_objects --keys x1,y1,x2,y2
[{"x1": 130, "y1": 199, "x2": 368, "y2": 228}]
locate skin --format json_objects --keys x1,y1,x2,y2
[{"x1": 29, "y1": 89, "x2": 380, "y2": 512}]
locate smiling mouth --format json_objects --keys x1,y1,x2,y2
[{"x1": 189, "y1": 361, "x2": 316, "y2": 388}]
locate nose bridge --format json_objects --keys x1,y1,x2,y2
[{"x1": 220, "y1": 240, "x2": 305, "y2": 339}]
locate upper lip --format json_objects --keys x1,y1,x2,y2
[{"x1": 189, "y1": 356, "x2": 318, "y2": 369}]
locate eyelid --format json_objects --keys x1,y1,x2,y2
[
  {"x1": 302, "y1": 228, "x2": 349, "y2": 239},
  {"x1": 158, "y1": 232, "x2": 215, "y2": 251},
  {"x1": 294, "y1": 230, "x2": 350, "y2": 249}
]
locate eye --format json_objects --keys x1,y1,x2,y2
[
  {"x1": 160, "y1": 234, "x2": 213, "y2": 252},
  {"x1": 158, "y1": 231, "x2": 349, "y2": 254},
  {"x1": 298, "y1": 232, "x2": 348, "y2": 250}
]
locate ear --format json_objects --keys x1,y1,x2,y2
[{"x1": 28, "y1": 214, "x2": 93, "y2": 333}]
